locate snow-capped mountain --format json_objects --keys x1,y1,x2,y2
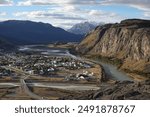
[{"x1": 68, "y1": 22, "x2": 101, "y2": 35}]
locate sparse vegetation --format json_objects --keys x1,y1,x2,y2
[{"x1": 123, "y1": 69, "x2": 150, "y2": 78}]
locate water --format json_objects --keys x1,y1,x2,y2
[
  {"x1": 99, "y1": 62, "x2": 132, "y2": 81},
  {"x1": 19, "y1": 45, "x2": 69, "y2": 56}
]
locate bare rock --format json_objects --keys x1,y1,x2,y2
[{"x1": 76, "y1": 19, "x2": 150, "y2": 74}]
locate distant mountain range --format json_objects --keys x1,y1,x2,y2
[
  {"x1": 0, "y1": 20, "x2": 83, "y2": 45},
  {"x1": 68, "y1": 22, "x2": 103, "y2": 35}
]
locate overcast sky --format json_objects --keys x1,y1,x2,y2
[{"x1": 0, "y1": 0, "x2": 150, "y2": 29}]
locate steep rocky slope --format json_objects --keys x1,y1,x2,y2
[{"x1": 76, "y1": 19, "x2": 150, "y2": 76}]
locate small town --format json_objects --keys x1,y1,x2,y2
[
  {"x1": 0, "y1": 45, "x2": 103, "y2": 100},
  {"x1": 0, "y1": 51, "x2": 96, "y2": 81}
]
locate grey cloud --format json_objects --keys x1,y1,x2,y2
[
  {"x1": 0, "y1": 0, "x2": 13, "y2": 5},
  {"x1": 99, "y1": 0, "x2": 150, "y2": 10},
  {"x1": 17, "y1": 0, "x2": 150, "y2": 7},
  {"x1": 14, "y1": 11, "x2": 86, "y2": 21},
  {"x1": 18, "y1": 0, "x2": 98, "y2": 6},
  {"x1": 34, "y1": 12, "x2": 85, "y2": 20},
  {"x1": 17, "y1": 0, "x2": 150, "y2": 11},
  {"x1": 144, "y1": 11, "x2": 150, "y2": 18},
  {"x1": 99, "y1": 0, "x2": 150, "y2": 18},
  {"x1": 62, "y1": 0, "x2": 97, "y2": 5}
]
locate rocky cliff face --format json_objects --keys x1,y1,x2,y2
[{"x1": 76, "y1": 19, "x2": 150, "y2": 74}]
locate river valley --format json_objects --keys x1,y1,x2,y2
[{"x1": 0, "y1": 44, "x2": 147, "y2": 100}]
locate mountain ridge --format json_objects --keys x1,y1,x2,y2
[{"x1": 0, "y1": 20, "x2": 83, "y2": 45}]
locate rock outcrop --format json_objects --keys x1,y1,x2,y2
[
  {"x1": 76, "y1": 19, "x2": 150, "y2": 74},
  {"x1": 61, "y1": 80, "x2": 150, "y2": 100}
]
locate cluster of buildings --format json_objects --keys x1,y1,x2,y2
[
  {"x1": 1, "y1": 53, "x2": 91, "y2": 77},
  {"x1": 0, "y1": 67, "x2": 14, "y2": 78},
  {"x1": 0, "y1": 55, "x2": 14, "y2": 78},
  {"x1": 65, "y1": 70, "x2": 94, "y2": 81}
]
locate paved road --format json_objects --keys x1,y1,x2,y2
[{"x1": 29, "y1": 83, "x2": 100, "y2": 91}]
